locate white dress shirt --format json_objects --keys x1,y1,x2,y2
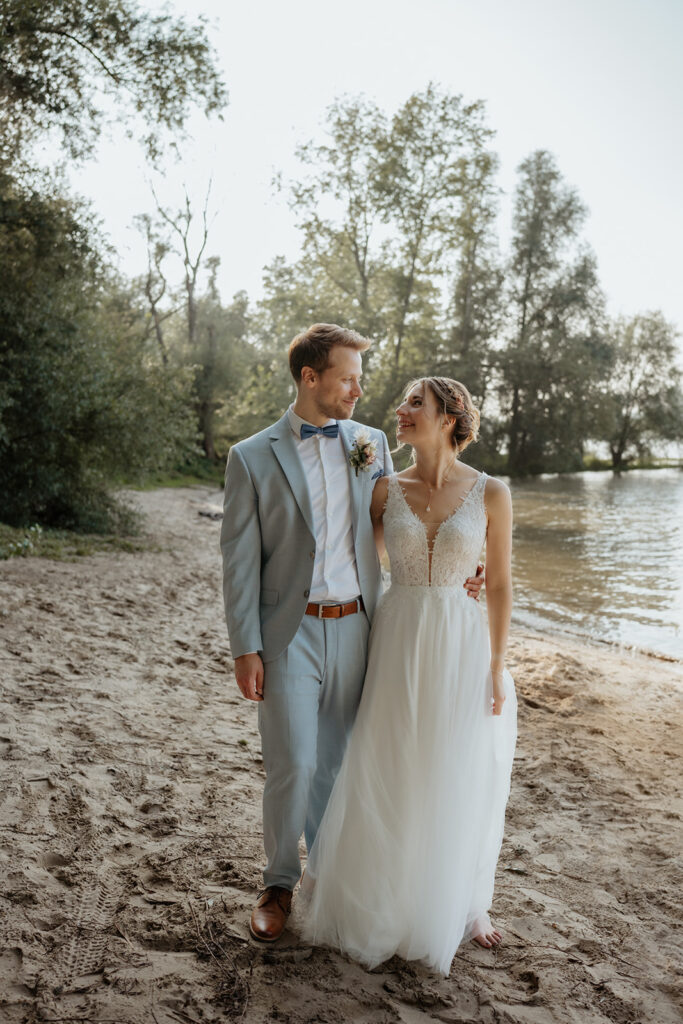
[{"x1": 287, "y1": 405, "x2": 361, "y2": 604}]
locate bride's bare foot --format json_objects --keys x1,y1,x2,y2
[{"x1": 473, "y1": 925, "x2": 502, "y2": 949}]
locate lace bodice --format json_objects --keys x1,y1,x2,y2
[{"x1": 384, "y1": 472, "x2": 488, "y2": 587}]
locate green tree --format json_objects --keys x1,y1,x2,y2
[
  {"x1": 441, "y1": 148, "x2": 503, "y2": 409},
  {"x1": 185, "y1": 271, "x2": 252, "y2": 461},
  {"x1": 377, "y1": 86, "x2": 494, "y2": 374},
  {"x1": 136, "y1": 186, "x2": 258, "y2": 460},
  {"x1": 0, "y1": 173, "x2": 195, "y2": 529},
  {"x1": 498, "y1": 150, "x2": 607, "y2": 474},
  {"x1": 135, "y1": 210, "x2": 174, "y2": 366},
  {"x1": 286, "y1": 97, "x2": 389, "y2": 340},
  {"x1": 0, "y1": 0, "x2": 226, "y2": 162},
  {"x1": 224, "y1": 257, "x2": 322, "y2": 442},
  {"x1": 280, "y1": 86, "x2": 499, "y2": 434},
  {"x1": 597, "y1": 313, "x2": 683, "y2": 469},
  {"x1": 0, "y1": 2, "x2": 226, "y2": 528}
]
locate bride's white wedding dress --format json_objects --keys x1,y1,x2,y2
[{"x1": 300, "y1": 471, "x2": 517, "y2": 975}]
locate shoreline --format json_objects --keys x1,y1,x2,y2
[
  {"x1": 1, "y1": 486, "x2": 681, "y2": 1024},
  {"x1": 3, "y1": 476, "x2": 681, "y2": 664},
  {"x1": 511, "y1": 616, "x2": 683, "y2": 666}
]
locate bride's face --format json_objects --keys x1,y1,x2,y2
[{"x1": 396, "y1": 383, "x2": 447, "y2": 447}]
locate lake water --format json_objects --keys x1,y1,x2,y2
[{"x1": 508, "y1": 469, "x2": 683, "y2": 660}]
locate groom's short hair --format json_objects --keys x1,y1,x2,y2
[{"x1": 289, "y1": 323, "x2": 371, "y2": 382}]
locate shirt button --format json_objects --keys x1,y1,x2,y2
[{"x1": 304, "y1": 589, "x2": 310, "y2": 598}]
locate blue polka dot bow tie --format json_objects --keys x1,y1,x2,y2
[{"x1": 300, "y1": 422, "x2": 339, "y2": 440}]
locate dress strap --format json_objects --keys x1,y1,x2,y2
[
  {"x1": 384, "y1": 472, "x2": 401, "y2": 514},
  {"x1": 473, "y1": 471, "x2": 488, "y2": 511}
]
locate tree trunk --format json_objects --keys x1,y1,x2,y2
[
  {"x1": 150, "y1": 307, "x2": 168, "y2": 366},
  {"x1": 186, "y1": 280, "x2": 196, "y2": 348},
  {"x1": 610, "y1": 443, "x2": 625, "y2": 471},
  {"x1": 507, "y1": 384, "x2": 521, "y2": 474},
  {"x1": 200, "y1": 401, "x2": 216, "y2": 460},
  {"x1": 611, "y1": 411, "x2": 632, "y2": 471}
]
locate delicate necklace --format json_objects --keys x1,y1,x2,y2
[{"x1": 417, "y1": 461, "x2": 458, "y2": 513}]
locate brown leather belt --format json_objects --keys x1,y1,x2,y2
[{"x1": 305, "y1": 597, "x2": 364, "y2": 619}]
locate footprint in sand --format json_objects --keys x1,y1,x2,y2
[
  {"x1": 32, "y1": 914, "x2": 67, "y2": 931},
  {"x1": 41, "y1": 851, "x2": 75, "y2": 887}
]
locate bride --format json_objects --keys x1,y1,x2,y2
[{"x1": 299, "y1": 376, "x2": 517, "y2": 975}]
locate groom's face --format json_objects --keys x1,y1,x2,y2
[{"x1": 308, "y1": 346, "x2": 364, "y2": 421}]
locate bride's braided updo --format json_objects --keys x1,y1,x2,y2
[{"x1": 406, "y1": 376, "x2": 480, "y2": 454}]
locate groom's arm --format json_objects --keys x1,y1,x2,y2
[{"x1": 220, "y1": 445, "x2": 264, "y2": 663}]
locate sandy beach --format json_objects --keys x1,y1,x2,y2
[{"x1": 1, "y1": 485, "x2": 681, "y2": 1024}]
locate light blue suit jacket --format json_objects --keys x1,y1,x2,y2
[{"x1": 220, "y1": 413, "x2": 393, "y2": 662}]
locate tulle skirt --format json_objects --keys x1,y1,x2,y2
[{"x1": 299, "y1": 583, "x2": 517, "y2": 975}]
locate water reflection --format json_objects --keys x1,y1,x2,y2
[{"x1": 508, "y1": 469, "x2": 683, "y2": 658}]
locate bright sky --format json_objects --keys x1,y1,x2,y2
[{"x1": 71, "y1": 0, "x2": 683, "y2": 337}]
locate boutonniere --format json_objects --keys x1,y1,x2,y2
[{"x1": 348, "y1": 428, "x2": 378, "y2": 477}]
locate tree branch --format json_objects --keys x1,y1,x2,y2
[{"x1": 34, "y1": 25, "x2": 130, "y2": 91}]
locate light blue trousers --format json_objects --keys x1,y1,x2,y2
[{"x1": 258, "y1": 608, "x2": 370, "y2": 890}]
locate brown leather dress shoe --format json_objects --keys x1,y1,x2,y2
[{"x1": 249, "y1": 886, "x2": 292, "y2": 942}]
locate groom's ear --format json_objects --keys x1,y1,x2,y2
[{"x1": 300, "y1": 366, "x2": 317, "y2": 387}]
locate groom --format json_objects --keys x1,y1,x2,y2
[{"x1": 220, "y1": 323, "x2": 483, "y2": 942}]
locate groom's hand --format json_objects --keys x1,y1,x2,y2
[
  {"x1": 464, "y1": 563, "x2": 485, "y2": 601},
  {"x1": 234, "y1": 652, "x2": 265, "y2": 702}
]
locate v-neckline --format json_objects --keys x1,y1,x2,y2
[{"x1": 393, "y1": 472, "x2": 484, "y2": 583}]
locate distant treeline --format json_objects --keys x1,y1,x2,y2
[{"x1": 1, "y1": 5, "x2": 681, "y2": 532}]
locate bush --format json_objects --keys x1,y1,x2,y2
[{"x1": 0, "y1": 170, "x2": 197, "y2": 531}]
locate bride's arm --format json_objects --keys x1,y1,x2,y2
[
  {"x1": 483, "y1": 477, "x2": 513, "y2": 716},
  {"x1": 370, "y1": 475, "x2": 390, "y2": 561}
]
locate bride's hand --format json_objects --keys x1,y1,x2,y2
[{"x1": 491, "y1": 665, "x2": 506, "y2": 716}]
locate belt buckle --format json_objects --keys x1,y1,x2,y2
[{"x1": 317, "y1": 603, "x2": 325, "y2": 619}]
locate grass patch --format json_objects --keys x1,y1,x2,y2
[
  {"x1": 124, "y1": 455, "x2": 225, "y2": 491},
  {"x1": 0, "y1": 522, "x2": 154, "y2": 562},
  {"x1": 130, "y1": 471, "x2": 223, "y2": 490},
  {"x1": 583, "y1": 455, "x2": 683, "y2": 471}
]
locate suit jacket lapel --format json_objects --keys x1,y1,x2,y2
[
  {"x1": 269, "y1": 413, "x2": 315, "y2": 537},
  {"x1": 338, "y1": 420, "x2": 363, "y2": 539}
]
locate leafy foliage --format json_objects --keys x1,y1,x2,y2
[
  {"x1": 0, "y1": 1, "x2": 225, "y2": 531},
  {"x1": 262, "y1": 86, "x2": 503, "y2": 438},
  {"x1": 213, "y1": 97, "x2": 680, "y2": 475},
  {"x1": 0, "y1": 170, "x2": 196, "y2": 529},
  {"x1": 3, "y1": 23, "x2": 679, "y2": 529},
  {"x1": 0, "y1": 0, "x2": 227, "y2": 161},
  {"x1": 0, "y1": 520, "x2": 151, "y2": 559},
  {"x1": 597, "y1": 313, "x2": 683, "y2": 468},
  {"x1": 497, "y1": 150, "x2": 610, "y2": 474}
]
